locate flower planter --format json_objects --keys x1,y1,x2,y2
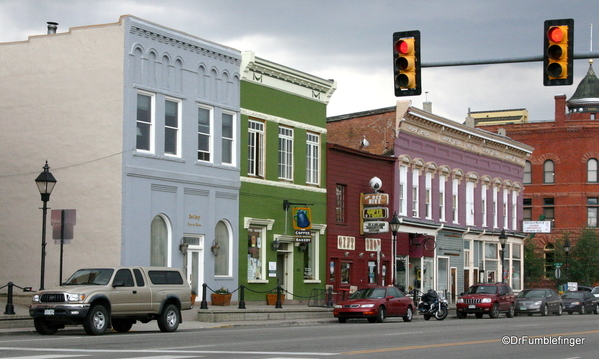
[
  {"x1": 266, "y1": 293, "x2": 285, "y2": 305},
  {"x1": 211, "y1": 293, "x2": 232, "y2": 306}
]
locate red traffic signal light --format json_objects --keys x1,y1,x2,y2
[
  {"x1": 393, "y1": 31, "x2": 421, "y2": 96},
  {"x1": 544, "y1": 19, "x2": 573, "y2": 86}
]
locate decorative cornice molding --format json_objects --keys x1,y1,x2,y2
[{"x1": 241, "y1": 108, "x2": 326, "y2": 134}]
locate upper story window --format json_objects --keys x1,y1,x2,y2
[
  {"x1": 524, "y1": 161, "x2": 532, "y2": 184},
  {"x1": 164, "y1": 98, "x2": 181, "y2": 156},
  {"x1": 399, "y1": 165, "x2": 408, "y2": 216},
  {"x1": 466, "y1": 181, "x2": 475, "y2": 226},
  {"x1": 543, "y1": 198, "x2": 555, "y2": 228},
  {"x1": 588, "y1": 159, "x2": 598, "y2": 183},
  {"x1": 588, "y1": 197, "x2": 598, "y2": 227},
  {"x1": 439, "y1": 174, "x2": 446, "y2": 222},
  {"x1": 412, "y1": 168, "x2": 420, "y2": 217},
  {"x1": 425, "y1": 172, "x2": 432, "y2": 219},
  {"x1": 278, "y1": 126, "x2": 294, "y2": 181},
  {"x1": 503, "y1": 188, "x2": 509, "y2": 229},
  {"x1": 222, "y1": 111, "x2": 235, "y2": 165},
  {"x1": 336, "y1": 184, "x2": 346, "y2": 223},
  {"x1": 481, "y1": 183, "x2": 488, "y2": 227},
  {"x1": 136, "y1": 92, "x2": 154, "y2": 152},
  {"x1": 523, "y1": 198, "x2": 532, "y2": 222},
  {"x1": 248, "y1": 120, "x2": 265, "y2": 177},
  {"x1": 306, "y1": 132, "x2": 320, "y2": 185},
  {"x1": 197, "y1": 106, "x2": 212, "y2": 161},
  {"x1": 452, "y1": 178, "x2": 459, "y2": 224},
  {"x1": 543, "y1": 160, "x2": 555, "y2": 184}
]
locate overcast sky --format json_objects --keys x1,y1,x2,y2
[{"x1": 2, "y1": 0, "x2": 597, "y2": 122}]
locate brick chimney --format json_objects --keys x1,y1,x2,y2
[{"x1": 554, "y1": 94, "x2": 567, "y2": 125}]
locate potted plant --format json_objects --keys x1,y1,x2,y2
[
  {"x1": 266, "y1": 288, "x2": 285, "y2": 305},
  {"x1": 211, "y1": 287, "x2": 232, "y2": 306},
  {"x1": 190, "y1": 290, "x2": 197, "y2": 304}
]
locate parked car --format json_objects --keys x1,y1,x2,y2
[
  {"x1": 456, "y1": 283, "x2": 515, "y2": 319},
  {"x1": 514, "y1": 288, "x2": 562, "y2": 316},
  {"x1": 577, "y1": 285, "x2": 593, "y2": 292},
  {"x1": 560, "y1": 291, "x2": 599, "y2": 315},
  {"x1": 591, "y1": 286, "x2": 599, "y2": 298},
  {"x1": 333, "y1": 286, "x2": 414, "y2": 323}
]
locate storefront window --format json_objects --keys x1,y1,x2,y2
[
  {"x1": 422, "y1": 257, "x2": 434, "y2": 291},
  {"x1": 247, "y1": 228, "x2": 264, "y2": 281},
  {"x1": 341, "y1": 262, "x2": 351, "y2": 284},
  {"x1": 368, "y1": 261, "x2": 377, "y2": 284}
]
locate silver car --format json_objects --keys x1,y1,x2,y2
[{"x1": 514, "y1": 288, "x2": 563, "y2": 316}]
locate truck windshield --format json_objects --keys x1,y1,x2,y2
[{"x1": 64, "y1": 269, "x2": 114, "y2": 285}]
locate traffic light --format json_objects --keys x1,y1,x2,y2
[
  {"x1": 393, "y1": 30, "x2": 421, "y2": 96},
  {"x1": 544, "y1": 19, "x2": 574, "y2": 86}
]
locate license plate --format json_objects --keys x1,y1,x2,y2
[
  {"x1": 520, "y1": 307, "x2": 527, "y2": 311},
  {"x1": 468, "y1": 304, "x2": 476, "y2": 309},
  {"x1": 44, "y1": 309, "x2": 55, "y2": 315}
]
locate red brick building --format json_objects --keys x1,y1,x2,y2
[
  {"x1": 475, "y1": 60, "x2": 599, "y2": 278},
  {"x1": 326, "y1": 143, "x2": 397, "y2": 296}
]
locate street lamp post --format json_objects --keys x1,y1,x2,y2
[
  {"x1": 35, "y1": 161, "x2": 57, "y2": 290},
  {"x1": 389, "y1": 212, "x2": 401, "y2": 287},
  {"x1": 563, "y1": 239, "x2": 571, "y2": 284},
  {"x1": 498, "y1": 229, "x2": 508, "y2": 283}
]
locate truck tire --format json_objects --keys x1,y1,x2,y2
[
  {"x1": 111, "y1": 318, "x2": 134, "y2": 333},
  {"x1": 157, "y1": 303, "x2": 180, "y2": 332},
  {"x1": 83, "y1": 304, "x2": 109, "y2": 335},
  {"x1": 34, "y1": 318, "x2": 58, "y2": 335}
]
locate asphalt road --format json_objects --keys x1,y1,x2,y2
[{"x1": 0, "y1": 312, "x2": 596, "y2": 358}]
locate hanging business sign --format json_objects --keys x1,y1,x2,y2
[
  {"x1": 363, "y1": 221, "x2": 389, "y2": 234},
  {"x1": 523, "y1": 221, "x2": 551, "y2": 233},
  {"x1": 293, "y1": 207, "x2": 312, "y2": 242},
  {"x1": 363, "y1": 207, "x2": 389, "y2": 220}
]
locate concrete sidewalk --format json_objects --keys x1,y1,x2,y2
[{"x1": 0, "y1": 296, "x2": 336, "y2": 333}]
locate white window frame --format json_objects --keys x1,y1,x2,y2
[
  {"x1": 278, "y1": 126, "x2": 294, "y2": 181},
  {"x1": 493, "y1": 186, "x2": 499, "y2": 228},
  {"x1": 306, "y1": 132, "x2": 320, "y2": 185},
  {"x1": 399, "y1": 165, "x2": 408, "y2": 216},
  {"x1": 466, "y1": 181, "x2": 475, "y2": 226},
  {"x1": 503, "y1": 188, "x2": 509, "y2": 229},
  {"x1": 511, "y1": 190, "x2": 518, "y2": 230},
  {"x1": 136, "y1": 91, "x2": 155, "y2": 153},
  {"x1": 452, "y1": 178, "x2": 459, "y2": 224},
  {"x1": 164, "y1": 97, "x2": 181, "y2": 157},
  {"x1": 412, "y1": 168, "x2": 420, "y2": 217},
  {"x1": 197, "y1": 105, "x2": 213, "y2": 162},
  {"x1": 439, "y1": 174, "x2": 446, "y2": 222},
  {"x1": 481, "y1": 184, "x2": 488, "y2": 227},
  {"x1": 221, "y1": 110, "x2": 236, "y2": 166},
  {"x1": 248, "y1": 120, "x2": 265, "y2": 177},
  {"x1": 425, "y1": 172, "x2": 432, "y2": 219}
]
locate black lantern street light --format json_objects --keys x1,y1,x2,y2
[
  {"x1": 35, "y1": 161, "x2": 57, "y2": 290},
  {"x1": 389, "y1": 212, "x2": 401, "y2": 286},
  {"x1": 563, "y1": 239, "x2": 571, "y2": 283},
  {"x1": 498, "y1": 229, "x2": 508, "y2": 283}
]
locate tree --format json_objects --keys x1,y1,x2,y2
[
  {"x1": 569, "y1": 228, "x2": 599, "y2": 286},
  {"x1": 523, "y1": 234, "x2": 546, "y2": 287}
]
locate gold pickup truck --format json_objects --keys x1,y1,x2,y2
[{"x1": 29, "y1": 266, "x2": 192, "y2": 335}]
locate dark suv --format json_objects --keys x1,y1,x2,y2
[{"x1": 456, "y1": 283, "x2": 515, "y2": 319}]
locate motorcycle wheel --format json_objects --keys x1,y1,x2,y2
[{"x1": 435, "y1": 306, "x2": 448, "y2": 320}]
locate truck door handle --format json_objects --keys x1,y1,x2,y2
[{"x1": 133, "y1": 290, "x2": 137, "y2": 294}]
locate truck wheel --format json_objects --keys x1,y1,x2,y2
[
  {"x1": 111, "y1": 318, "x2": 134, "y2": 333},
  {"x1": 83, "y1": 304, "x2": 109, "y2": 335},
  {"x1": 158, "y1": 304, "x2": 180, "y2": 332},
  {"x1": 34, "y1": 318, "x2": 58, "y2": 335}
]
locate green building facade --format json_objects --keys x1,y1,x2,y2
[{"x1": 239, "y1": 51, "x2": 336, "y2": 302}]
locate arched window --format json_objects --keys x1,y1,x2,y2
[
  {"x1": 524, "y1": 161, "x2": 532, "y2": 184},
  {"x1": 588, "y1": 159, "x2": 598, "y2": 183},
  {"x1": 543, "y1": 160, "x2": 554, "y2": 184},
  {"x1": 151, "y1": 215, "x2": 171, "y2": 266},
  {"x1": 214, "y1": 221, "x2": 231, "y2": 276}
]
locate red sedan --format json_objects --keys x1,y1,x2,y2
[{"x1": 333, "y1": 286, "x2": 414, "y2": 323}]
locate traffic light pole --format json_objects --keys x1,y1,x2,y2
[{"x1": 422, "y1": 51, "x2": 599, "y2": 68}]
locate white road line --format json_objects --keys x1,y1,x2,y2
[{"x1": 0, "y1": 347, "x2": 337, "y2": 356}]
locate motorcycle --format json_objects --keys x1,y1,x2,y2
[{"x1": 417, "y1": 289, "x2": 449, "y2": 320}]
